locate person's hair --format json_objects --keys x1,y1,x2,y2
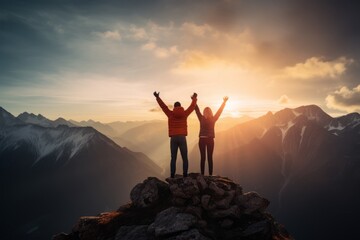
[
  {"x1": 203, "y1": 107, "x2": 213, "y2": 119},
  {"x1": 174, "y1": 102, "x2": 181, "y2": 107}
]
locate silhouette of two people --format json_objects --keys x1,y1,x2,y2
[{"x1": 154, "y1": 91, "x2": 227, "y2": 178}]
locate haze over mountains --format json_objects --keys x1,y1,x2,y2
[
  {"x1": 193, "y1": 105, "x2": 360, "y2": 239},
  {"x1": 0, "y1": 107, "x2": 161, "y2": 240},
  {"x1": 1, "y1": 105, "x2": 360, "y2": 239}
]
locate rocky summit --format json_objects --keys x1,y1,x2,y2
[{"x1": 53, "y1": 174, "x2": 293, "y2": 240}]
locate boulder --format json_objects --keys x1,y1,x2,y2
[
  {"x1": 185, "y1": 206, "x2": 203, "y2": 219},
  {"x1": 201, "y1": 195, "x2": 211, "y2": 209},
  {"x1": 208, "y1": 182, "x2": 225, "y2": 198},
  {"x1": 148, "y1": 207, "x2": 197, "y2": 237},
  {"x1": 52, "y1": 233, "x2": 73, "y2": 240},
  {"x1": 170, "y1": 184, "x2": 188, "y2": 198},
  {"x1": 72, "y1": 216, "x2": 101, "y2": 240},
  {"x1": 196, "y1": 175, "x2": 208, "y2": 191},
  {"x1": 130, "y1": 177, "x2": 169, "y2": 208},
  {"x1": 54, "y1": 174, "x2": 293, "y2": 240},
  {"x1": 236, "y1": 191, "x2": 270, "y2": 214},
  {"x1": 214, "y1": 190, "x2": 235, "y2": 209},
  {"x1": 164, "y1": 229, "x2": 211, "y2": 240},
  {"x1": 172, "y1": 197, "x2": 187, "y2": 206},
  {"x1": 242, "y1": 220, "x2": 270, "y2": 237},
  {"x1": 168, "y1": 177, "x2": 200, "y2": 200},
  {"x1": 192, "y1": 195, "x2": 201, "y2": 205},
  {"x1": 209, "y1": 205, "x2": 241, "y2": 219},
  {"x1": 115, "y1": 225, "x2": 149, "y2": 240},
  {"x1": 220, "y1": 219, "x2": 234, "y2": 229}
]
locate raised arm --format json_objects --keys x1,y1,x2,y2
[
  {"x1": 214, "y1": 96, "x2": 228, "y2": 121},
  {"x1": 184, "y1": 92, "x2": 198, "y2": 116},
  {"x1": 195, "y1": 104, "x2": 202, "y2": 121},
  {"x1": 154, "y1": 91, "x2": 171, "y2": 117}
]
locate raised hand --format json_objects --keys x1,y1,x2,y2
[
  {"x1": 153, "y1": 91, "x2": 160, "y2": 98},
  {"x1": 191, "y1": 92, "x2": 198, "y2": 99},
  {"x1": 223, "y1": 96, "x2": 229, "y2": 102}
]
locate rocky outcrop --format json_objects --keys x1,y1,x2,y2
[{"x1": 53, "y1": 174, "x2": 293, "y2": 240}]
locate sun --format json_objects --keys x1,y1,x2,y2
[{"x1": 223, "y1": 100, "x2": 242, "y2": 118}]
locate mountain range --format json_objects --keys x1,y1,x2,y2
[
  {"x1": 0, "y1": 107, "x2": 162, "y2": 240},
  {"x1": 1, "y1": 104, "x2": 360, "y2": 239},
  {"x1": 189, "y1": 105, "x2": 360, "y2": 239}
]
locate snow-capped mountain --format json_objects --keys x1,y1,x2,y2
[
  {"x1": 204, "y1": 105, "x2": 360, "y2": 239},
  {"x1": 0, "y1": 107, "x2": 161, "y2": 240},
  {"x1": 69, "y1": 119, "x2": 118, "y2": 137},
  {"x1": 0, "y1": 106, "x2": 23, "y2": 126},
  {"x1": 17, "y1": 112, "x2": 77, "y2": 127}
]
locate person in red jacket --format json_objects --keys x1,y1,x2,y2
[
  {"x1": 195, "y1": 96, "x2": 228, "y2": 175},
  {"x1": 154, "y1": 91, "x2": 197, "y2": 178}
]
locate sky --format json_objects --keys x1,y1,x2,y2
[{"x1": 1, "y1": 0, "x2": 360, "y2": 122}]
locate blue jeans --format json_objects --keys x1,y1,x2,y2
[{"x1": 170, "y1": 136, "x2": 188, "y2": 177}]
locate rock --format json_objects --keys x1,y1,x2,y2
[
  {"x1": 115, "y1": 225, "x2": 149, "y2": 240},
  {"x1": 54, "y1": 175, "x2": 293, "y2": 240},
  {"x1": 165, "y1": 174, "x2": 185, "y2": 184},
  {"x1": 52, "y1": 233, "x2": 73, "y2": 240},
  {"x1": 192, "y1": 195, "x2": 201, "y2": 205},
  {"x1": 172, "y1": 197, "x2": 187, "y2": 206},
  {"x1": 170, "y1": 184, "x2": 188, "y2": 198},
  {"x1": 209, "y1": 205, "x2": 241, "y2": 219},
  {"x1": 236, "y1": 191, "x2": 270, "y2": 214},
  {"x1": 220, "y1": 219, "x2": 234, "y2": 229},
  {"x1": 201, "y1": 195, "x2": 211, "y2": 209},
  {"x1": 196, "y1": 175, "x2": 208, "y2": 191},
  {"x1": 164, "y1": 228, "x2": 211, "y2": 240},
  {"x1": 201, "y1": 195, "x2": 216, "y2": 210},
  {"x1": 197, "y1": 220, "x2": 207, "y2": 228},
  {"x1": 207, "y1": 176, "x2": 238, "y2": 191},
  {"x1": 235, "y1": 186, "x2": 243, "y2": 196},
  {"x1": 214, "y1": 190, "x2": 235, "y2": 209},
  {"x1": 168, "y1": 177, "x2": 200, "y2": 200},
  {"x1": 208, "y1": 182, "x2": 225, "y2": 198},
  {"x1": 148, "y1": 207, "x2": 197, "y2": 237},
  {"x1": 72, "y1": 216, "x2": 101, "y2": 240},
  {"x1": 185, "y1": 206, "x2": 203, "y2": 219},
  {"x1": 242, "y1": 220, "x2": 270, "y2": 237},
  {"x1": 130, "y1": 177, "x2": 169, "y2": 208},
  {"x1": 182, "y1": 177, "x2": 200, "y2": 197}
]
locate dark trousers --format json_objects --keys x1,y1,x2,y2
[
  {"x1": 199, "y1": 137, "x2": 214, "y2": 175},
  {"x1": 170, "y1": 135, "x2": 188, "y2": 177}
]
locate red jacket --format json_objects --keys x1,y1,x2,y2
[{"x1": 156, "y1": 97, "x2": 197, "y2": 136}]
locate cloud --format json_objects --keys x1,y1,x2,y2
[
  {"x1": 141, "y1": 42, "x2": 178, "y2": 59},
  {"x1": 278, "y1": 95, "x2": 290, "y2": 105},
  {"x1": 281, "y1": 57, "x2": 353, "y2": 80},
  {"x1": 181, "y1": 22, "x2": 213, "y2": 36},
  {"x1": 96, "y1": 30, "x2": 121, "y2": 40},
  {"x1": 149, "y1": 104, "x2": 173, "y2": 112},
  {"x1": 130, "y1": 26, "x2": 147, "y2": 40},
  {"x1": 172, "y1": 50, "x2": 247, "y2": 76},
  {"x1": 149, "y1": 107, "x2": 161, "y2": 112},
  {"x1": 326, "y1": 85, "x2": 360, "y2": 112}
]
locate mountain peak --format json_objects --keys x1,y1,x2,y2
[
  {"x1": 53, "y1": 174, "x2": 293, "y2": 240},
  {"x1": 17, "y1": 111, "x2": 54, "y2": 127},
  {"x1": 335, "y1": 112, "x2": 360, "y2": 127},
  {"x1": 294, "y1": 104, "x2": 329, "y2": 116},
  {"x1": 0, "y1": 106, "x2": 22, "y2": 126}
]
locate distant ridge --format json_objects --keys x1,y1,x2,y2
[
  {"x1": 199, "y1": 104, "x2": 360, "y2": 239},
  {"x1": 0, "y1": 106, "x2": 162, "y2": 240}
]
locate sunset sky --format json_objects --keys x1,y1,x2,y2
[{"x1": 1, "y1": 0, "x2": 360, "y2": 122}]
